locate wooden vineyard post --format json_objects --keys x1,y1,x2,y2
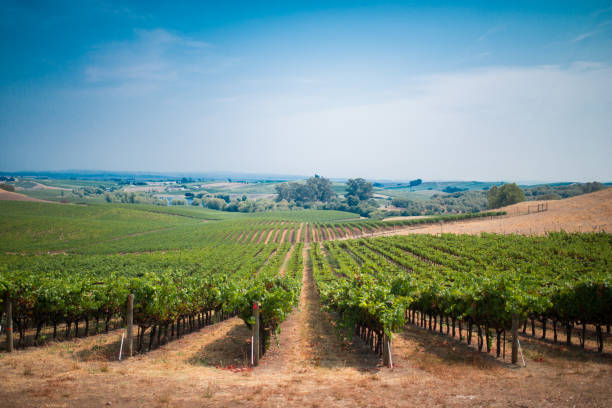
[
  {"x1": 127, "y1": 294, "x2": 134, "y2": 358},
  {"x1": 511, "y1": 314, "x2": 518, "y2": 365},
  {"x1": 5, "y1": 294, "x2": 13, "y2": 353},
  {"x1": 382, "y1": 334, "x2": 393, "y2": 368},
  {"x1": 252, "y1": 302, "x2": 260, "y2": 366}
]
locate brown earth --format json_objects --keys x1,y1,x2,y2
[{"x1": 279, "y1": 229, "x2": 288, "y2": 244}]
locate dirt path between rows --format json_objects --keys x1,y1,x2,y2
[
  {"x1": 259, "y1": 244, "x2": 379, "y2": 374},
  {"x1": 279, "y1": 229, "x2": 288, "y2": 244},
  {"x1": 277, "y1": 244, "x2": 295, "y2": 277},
  {"x1": 295, "y1": 223, "x2": 304, "y2": 243}
]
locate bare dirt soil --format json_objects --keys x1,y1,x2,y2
[
  {"x1": 1, "y1": 245, "x2": 610, "y2": 407},
  {"x1": 383, "y1": 215, "x2": 430, "y2": 221}
]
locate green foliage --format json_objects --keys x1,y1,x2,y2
[
  {"x1": 345, "y1": 178, "x2": 373, "y2": 202},
  {"x1": 487, "y1": 183, "x2": 526, "y2": 209},
  {"x1": 0, "y1": 183, "x2": 15, "y2": 192},
  {"x1": 0, "y1": 240, "x2": 302, "y2": 342},
  {"x1": 311, "y1": 232, "x2": 612, "y2": 339},
  {"x1": 524, "y1": 182, "x2": 607, "y2": 200},
  {"x1": 275, "y1": 175, "x2": 336, "y2": 204},
  {"x1": 203, "y1": 197, "x2": 226, "y2": 210}
]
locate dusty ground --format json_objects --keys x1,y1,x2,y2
[
  {"x1": 383, "y1": 215, "x2": 430, "y2": 221},
  {"x1": 1, "y1": 244, "x2": 610, "y2": 407}
]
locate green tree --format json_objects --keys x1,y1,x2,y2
[
  {"x1": 346, "y1": 178, "x2": 373, "y2": 201},
  {"x1": 275, "y1": 175, "x2": 336, "y2": 204},
  {"x1": 487, "y1": 183, "x2": 525, "y2": 209},
  {"x1": 0, "y1": 183, "x2": 15, "y2": 192}
]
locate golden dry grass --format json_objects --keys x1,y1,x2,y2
[{"x1": 374, "y1": 188, "x2": 612, "y2": 237}]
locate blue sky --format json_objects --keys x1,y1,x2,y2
[{"x1": 1, "y1": 1, "x2": 611, "y2": 181}]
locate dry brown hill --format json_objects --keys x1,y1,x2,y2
[{"x1": 391, "y1": 188, "x2": 612, "y2": 236}]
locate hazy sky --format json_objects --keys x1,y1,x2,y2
[{"x1": 1, "y1": 1, "x2": 612, "y2": 181}]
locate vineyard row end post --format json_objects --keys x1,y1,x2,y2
[
  {"x1": 127, "y1": 294, "x2": 134, "y2": 358},
  {"x1": 253, "y1": 302, "x2": 260, "y2": 366},
  {"x1": 382, "y1": 333, "x2": 393, "y2": 368},
  {"x1": 5, "y1": 294, "x2": 13, "y2": 353}
]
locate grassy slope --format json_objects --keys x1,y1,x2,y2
[
  {"x1": 0, "y1": 201, "x2": 358, "y2": 253},
  {"x1": 0, "y1": 202, "x2": 196, "y2": 253}
]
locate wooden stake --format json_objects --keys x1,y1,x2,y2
[
  {"x1": 382, "y1": 334, "x2": 393, "y2": 368},
  {"x1": 5, "y1": 295, "x2": 13, "y2": 353},
  {"x1": 253, "y1": 302, "x2": 260, "y2": 366},
  {"x1": 127, "y1": 294, "x2": 134, "y2": 358}
]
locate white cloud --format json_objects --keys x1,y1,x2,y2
[
  {"x1": 571, "y1": 30, "x2": 600, "y2": 43},
  {"x1": 82, "y1": 28, "x2": 216, "y2": 88},
  {"x1": 477, "y1": 25, "x2": 507, "y2": 42},
  {"x1": 239, "y1": 63, "x2": 612, "y2": 180}
]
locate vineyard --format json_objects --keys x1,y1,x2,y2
[
  {"x1": 0, "y1": 239, "x2": 305, "y2": 357},
  {"x1": 311, "y1": 232, "x2": 611, "y2": 359},
  {"x1": 1, "y1": 199, "x2": 610, "y2": 365}
]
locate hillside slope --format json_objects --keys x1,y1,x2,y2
[
  {"x1": 394, "y1": 188, "x2": 612, "y2": 235},
  {"x1": 0, "y1": 190, "x2": 56, "y2": 203}
]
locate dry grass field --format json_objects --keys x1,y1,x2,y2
[{"x1": 379, "y1": 188, "x2": 612, "y2": 236}]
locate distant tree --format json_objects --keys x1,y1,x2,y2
[
  {"x1": 581, "y1": 181, "x2": 606, "y2": 194},
  {"x1": 443, "y1": 186, "x2": 466, "y2": 193},
  {"x1": 0, "y1": 183, "x2": 15, "y2": 192},
  {"x1": 487, "y1": 183, "x2": 525, "y2": 209},
  {"x1": 409, "y1": 179, "x2": 423, "y2": 190},
  {"x1": 275, "y1": 175, "x2": 336, "y2": 204},
  {"x1": 215, "y1": 194, "x2": 231, "y2": 203},
  {"x1": 204, "y1": 198, "x2": 226, "y2": 210},
  {"x1": 346, "y1": 178, "x2": 373, "y2": 201},
  {"x1": 306, "y1": 175, "x2": 336, "y2": 202}
]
